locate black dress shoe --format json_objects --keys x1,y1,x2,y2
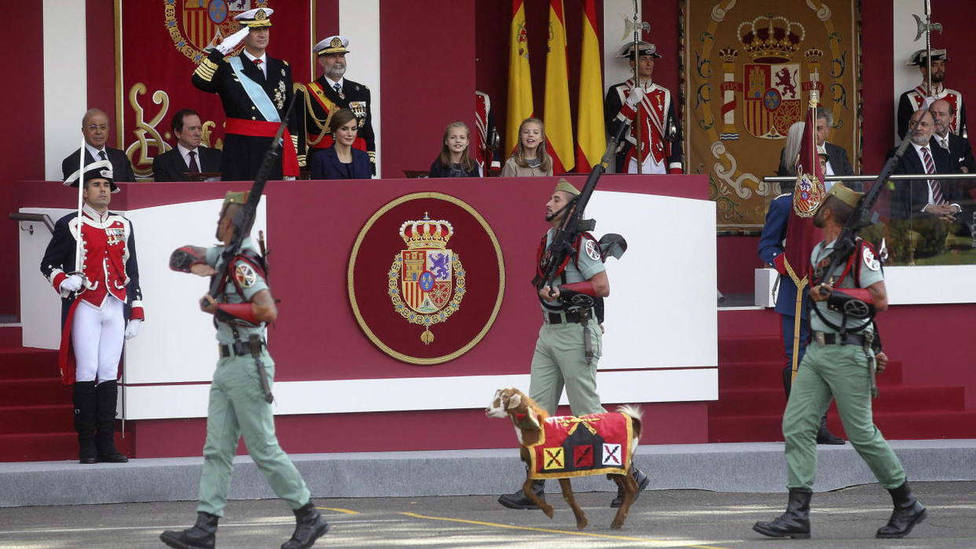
[
  {"x1": 611, "y1": 467, "x2": 650, "y2": 507},
  {"x1": 498, "y1": 480, "x2": 545, "y2": 510},
  {"x1": 79, "y1": 456, "x2": 97, "y2": 465},
  {"x1": 97, "y1": 452, "x2": 129, "y2": 463}
]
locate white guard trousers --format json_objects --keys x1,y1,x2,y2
[
  {"x1": 627, "y1": 155, "x2": 666, "y2": 174},
  {"x1": 71, "y1": 296, "x2": 125, "y2": 384}
]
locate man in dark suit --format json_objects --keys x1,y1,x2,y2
[
  {"x1": 61, "y1": 109, "x2": 136, "y2": 183},
  {"x1": 891, "y1": 108, "x2": 962, "y2": 258},
  {"x1": 190, "y1": 8, "x2": 298, "y2": 181},
  {"x1": 777, "y1": 107, "x2": 857, "y2": 189},
  {"x1": 929, "y1": 99, "x2": 975, "y2": 173},
  {"x1": 152, "y1": 109, "x2": 222, "y2": 182},
  {"x1": 297, "y1": 35, "x2": 376, "y2": 175},
  {"x1": 930, "y1": 98, "x2": 976, "y2": 240}
]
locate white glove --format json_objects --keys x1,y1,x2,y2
[
  {"x1": 216, "y1": 27, "x2": 250, "y2": 55},
  {"x1": 625, "y1": 87, "x2": 645, "y2": 108},
  {"x1": 60, "y1": 274, "x2": 84, "y2": 293},
  {"x1": 124, "y1": 319, "x2": 142, "y2": 340}
]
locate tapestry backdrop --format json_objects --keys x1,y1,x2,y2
[
  {"x1": 681, "y1": 0, "x2": 860, "y2": 229},
  {"x1": 116, "y1": 0, "x2": 317, "y2": 179}
]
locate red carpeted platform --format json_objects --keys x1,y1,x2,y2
[
  {"x1": 708, "y1": 309, "x2": 976, "y2": 443},
  {"x1": 0, "y1": 326, "x2": 131, "y2": 461}
]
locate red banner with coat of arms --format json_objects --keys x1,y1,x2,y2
[
  {"x1": 114, "y1": 0, "x2": 319, "y2": 179},
  {"x1": 681, "y1": 0, "x2": 860, "y2": 229}
]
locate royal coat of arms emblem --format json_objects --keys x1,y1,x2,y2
[
  {"x1": 389, "y1": 213, "x2": 465, "y2": 344},
  {"x1": 164, "y1": 0, "x2": 269, "y2": 63}
]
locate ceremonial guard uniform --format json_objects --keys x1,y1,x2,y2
[
  {"x1": 604, "y1": 42, "x2": 682, "y2": 174},
  {"x1": 40, "y1": 160, "x2": 143, "y2": 464},
  {"x1": 897, "y1": 49, "x2": 966, "y2": 140},
  {"x1": 161, "y1": 192, "x2": 327, "y2": 549},
  {"x1": 297, "y1": 36, "x2": 376, "y2": 174},
  {"x1": 498, "y1": 180, "x2": 647, "y2": 511},
  {"x1": 755, "y1": 184, "x2": 927, "y2": 540},
  {"x1": 191, "y1": 8, "x2": 298, "y2": 181}
]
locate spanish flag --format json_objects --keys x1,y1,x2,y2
[
  {"x1": 506, "y1": 0, "x2": 534, "y2": 155},
  {"x1": 575, "y1": 0, "x2": 605, "y2": 172},
  {"x1": 543, "y1": 0, "x2": 574, "y2": 173}
]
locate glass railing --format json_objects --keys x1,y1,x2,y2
[{"x1": 761, "y1": 174, "x2": 976, "y2": 266}]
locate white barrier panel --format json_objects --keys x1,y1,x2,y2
[
  {"x1": 756, "y1": 265, "x2": 976, "y2": 307},
  {"x1": 124, "y1": 368, "x2": 719, "y2": 420}
]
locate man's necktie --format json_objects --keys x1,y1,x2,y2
[
  {"x1": 98, "y1": 150, "x2": 107, "y2": 161},
  {"x1": 940, "y1": 137, "x2": 950, "y2": 151},
  {"x1": 188, "y1": 150, "x2": 200, "y2": 174},
  {"x1": 333, "y1": 83, "x2": 342, "y2": 94},
  {"x1": 922, "y1": 146, "x2": 945, "y2": 205}
]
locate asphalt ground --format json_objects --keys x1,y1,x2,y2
[{"x1": 0, "y1": 481, "x2": 973, "y2": 549}]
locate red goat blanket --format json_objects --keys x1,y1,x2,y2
[{"x1": 527, "y1": 412, "x2": 634, "y2": 479}]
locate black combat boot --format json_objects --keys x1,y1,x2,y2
[
  {"x1": 610, "y1": 467, "x2": 650, "y2": 507},
  {"x1": 159, "y1": 511, "x2": 219, "y2": 549},
  {"x1": 753, "y1": 488, "x2": 812, "y2": 539},
  {"x1": 94, "y1": 380, "x2": 128, "y2": 462},
  {"x1": 876, "y1": 481, "x2": 927, "y2": 538},
  {"x1": 816, "y1": 415, "x2": 845, "y2": 445},
  {"x1": 281, "y1": 502, "x2": 329, "y2": 549},
  {"x1": 498, "y1": 480, "x2": 545, "y2": 510},
  {"x1": 73, "y1": 381, "x2": 97, "y2": 464}
]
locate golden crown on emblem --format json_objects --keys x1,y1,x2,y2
[
  {"x1": 804, "y1": 48, "x2": 824, "y2": 63},
  {"x1": 399, "y1": 213, "x2": 454, "y2": 249},
  {"x1": 330, "y1": 37, "x2": 342, "y2": 48},
  {"x1": 736, "y1": 16, "x2": 805, "y2": 63},
  {"x1": 255, "y1": 9, "x2": 268, "y2": 21}
]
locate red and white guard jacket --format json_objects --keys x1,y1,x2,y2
[
  {"x1": 40, "y1": 205, "x2": 144, "y2": 383},
  {"x1": 604, "y1": 80, "x2": 683, "y2": 174},
  {"x1": 897, "y1": 83, "x2": 966, "y2": 139}
]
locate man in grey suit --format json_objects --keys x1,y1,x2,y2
[
  {"x1": 61, "y1": 109, "x2": 136, "y2": 183},
  {"x1": 152, "y1": 109, "x2": 222, "y2": 182}
]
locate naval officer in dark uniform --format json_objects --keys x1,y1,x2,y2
[
  {"x1": 297, "y1": 35, "x2": 376, "y2": 175},
  {"x1": 191, "y1": 8, "x2": 298, "y2": 181}
]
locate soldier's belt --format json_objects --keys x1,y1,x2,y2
[
  {"x1": 545, "y1": 310, "x2": 590, "y2": 324},
  {"x1": 813, "y1": 332, "x2": 867, "y2": 346},
  {"x1": 219, "y1": 339, "x2": 266, "y2": 358}
]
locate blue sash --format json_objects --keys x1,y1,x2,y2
[{"x1": 228, "y1": 56, "x2": 280, "y2": 123}]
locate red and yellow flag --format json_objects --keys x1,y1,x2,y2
[
  {"x1": 506, "y1": 0, "x2": 534, "y2": 155},
  {"x1": 543, "y1": 0, "x2": 574, "y2": 174},
  {"x1": 575, "y1": 0, "x2": 605, "y2": 172}
]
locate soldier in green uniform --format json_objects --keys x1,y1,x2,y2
[
  {"x1": 160, "y1": 192, "x2": 328, "y2": 549},
  {"x1": 753, "y1": 183, "x2": 927, "y2": 540},
  {"x1": 498, "y1": 179, "x2": 648, "y2": 511}
]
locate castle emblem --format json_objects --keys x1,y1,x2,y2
[{"x1": 388, "y1": 213, "x2": 466, "y2": 344}]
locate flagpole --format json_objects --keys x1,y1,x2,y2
[{"x1": 631, "y1": 0, "x2": 642, "y2": 175}]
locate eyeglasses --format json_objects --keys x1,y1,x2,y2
[{"x1": 85, "y1": 124, "x2": 108, "y2": 131}]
